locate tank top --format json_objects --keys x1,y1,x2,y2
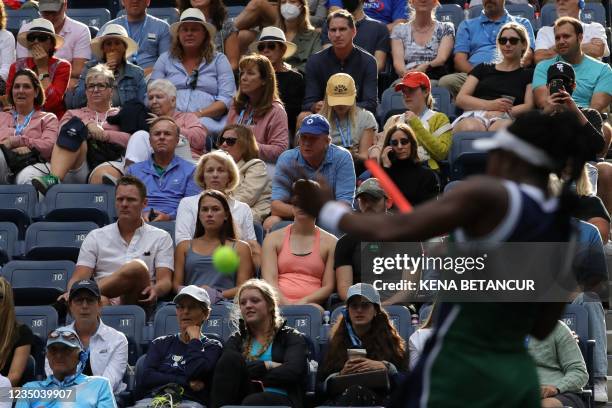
[
  {"x1": 277, "y1": 224, "x2": 326, "y2": 303},
  {"x1": 183, "y1": 240, "x2": 236, "y2": 292}
]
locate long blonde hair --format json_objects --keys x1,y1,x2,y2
[
  {"x1": 231, "y1": 279, "x2": 284, "y2": 361},
  {"x1": 0, "y1": 278, "x2": 19, "y2": 369}
]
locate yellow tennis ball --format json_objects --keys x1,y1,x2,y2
[{"x1": 212, "y1": 246, "x2": 240, "y2": 275}]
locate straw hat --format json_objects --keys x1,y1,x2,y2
[
  {"x1": 249, "y1": 26, "x2": 297, "y2": 59},
  {"x1": 17, "y1": 18, "x2": 65, "y2": 50},
  {"x1": 170, "y1": 8, "x2": 216, "y2": 42},
  {"x1": 90, "y1": 24, "x2": 138, "y2": 61}
]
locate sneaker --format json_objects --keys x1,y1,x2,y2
[
  {"x1": 31, "y1": 174, "x2": 59, "y2": 195},
  {"x1": 594, "y1": 377, "x2": 608, "y2": 402},
  {"x1": 101, "y1": 173, "x2": 118, "y2": 186}
]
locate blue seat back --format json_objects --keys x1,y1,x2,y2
[
  {"x1": 449, "y1": 131, "x2": 493, "y2": 180},
  {"x1": 0, "y1": 222, "x2": 18, "y2": 261},
  {"x1": 431, "y1": 86, "x2": 453, "y2": 119},
  {"x1": 227, "y1": 5, "x2": 244, "y2": 18},
  {"x1": 253, "y1": 222, "x2": 264, "y2": 246},
  {"x1": 0, "y1": 184, "x2": 37, "y2": 218},
  {"x1": 24, "y1": 221, "x2": 98, "y2": 262},
  {"x1": 581, "y1": 2, "x2": 606, "y2": 25},
  {"x1": 540, "y1": 3, "x2": 557, "y2": 26},
  {"x1": 331, "y1": 305, "x2": 414, "y2": 340},
  {"x1": 378, "y1": 87, "x2": 405, "y2": 124},
  {"x1": 436, "y1": 4, "x2": 464, "y2": 29},
  {"x1": 6, "y1": 8, "x2": 39, "y2": 35},
  {"x1": 42, "y1": 184, "x2": 116, "y2": 226},
  {"x1": 468, "y1": 5, "x2": 484, "y2": 19},
  {"x1": 15, "y1": 305, "x2": 59, "y2": 339},
  {"x1": 149, "y1": 221, "x2": 175, "y2": 245},
  {"x1": 66, "y1": 8, "x2": 111, "y2": 27},
  {"x1": 280, "y1": 305, "x2": 323, "y2": 343},
  {"x1": 506, "y1": 4, "x2": 536, "y2": 27},
  {"x1": 103, "y1": 305, "x2": 145, "y2": 365},
  {"x1": 561, "y1": 304, "x2": 589, "y2": 354},
  {"x1": 153, "y1": 304, "x2": 233, "y2": 341},
  {"x1": 1, "y1": 260, "x2": 74, "y2": 305}
]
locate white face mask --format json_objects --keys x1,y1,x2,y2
[{"x1": 280, "y1": 3, "x2": 301, "y2": 20}]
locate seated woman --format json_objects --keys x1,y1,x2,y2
[
  {"x1": 320, "y1": 73, "x2": 376, "y2": 175},
  {"x1": 261, "y1": 194, "x2": 337, "y2": 308},
  {"x1": 379, "y1": 123, "x2": 439, "y2": 206},
  {"x1": 177, "y1": 0, "x2": 240, "y2": 71},
  {"x1": 29, "y1": 64, "x2": 131, "y2": 193},
  {"x1": 0, "y1": 278, "x2": 33, "y2": 387},
  {"x1": 66, "y1": 24, "x2": 146, "y2": 109},
  {"x1": 376, "y1": 72, "x2": 452, "y2": 172},
  {"x1": 278, "y1": 0, "x2": 321, "y2": 75},
  {"x1": 217, "y1": 124, "x2": 272, "y2": 224},
  {"x1": 408, "y1": 303, "x2": 435, "y2": 370},
  {"x1": 0, "y1": 69, "x2": 58, "y2": 185},
  {"x1": 453, "y1": 22, "x2": 534, "y2": 133},
  {"x1": 210, "y1": 279, "x2": 307, "y2": 408},
  {"x1": 227, "y1": 54, "x2": 289, "y2": 167},
  {"x1": 8, "y1": 19, "x2": 70, "y2": 119},
  {"x1": 151, "y1": 8, "x2": 236, "y2": 136},
  {"x1": 125, "y1": 79, "x2": 207, "y2": 165},
  {"x1": 390, "y1": 0, "x2": 454, "y2": 84},
  {"x1": 134, "y1": 285, "x2": 223, "y2": 408},
  {"x1": 175, "y1": 150, "x2": 260, "y2": 258},
  {"x1": 174, "y1": 190, "x2": 254, "y2": 304},
  {"x1": 317, "y1": 283, "x2": 408, "y2": 406}
]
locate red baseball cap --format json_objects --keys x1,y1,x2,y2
[{"x1": 394, "y1": 72, "x2": 431, "y2": 92}]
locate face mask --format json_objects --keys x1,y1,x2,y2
[{"x1": 281, "y1": 3, "x2": 301, "y2": 20}]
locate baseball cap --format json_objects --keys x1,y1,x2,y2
[
  {"x1": 547, "y1": 61, "x2": 575, "y2": 84},
  {"x1": 47, "y1": 328, "x2": 83, "y2": 351},
  {"x1": 299, "y1": 114, "x2": 330, "y2": 136},
  {"x1": 39, "y1": 0, "x2": 63, "y2": 12},
  {"x1": 326, "y1": 73, "x2": 356, "y2": 107},
  {"x1": 69, "y1": 279, "x2": 101, "y2": 300},
  {"x1": 356, "y1": 178, "x2": 386, "y2": 199},
  {"x1": 346, "y1": 283, "x2": 381, "y2": 306},
  {"x1": 395, "y1": 72, "x2": 431, "y2": 92},
  {"x1": 173, "y1": 285, "x2": 211, "y2": 307}
]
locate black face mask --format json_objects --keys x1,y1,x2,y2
[{"x1": 342, "y1": 0, "x2": 362, "y2": 13}]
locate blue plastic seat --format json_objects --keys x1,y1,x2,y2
[
  {"x1": 280, "y1": 305, "x2": 323, "y2": 343},
  {"x1": 436, "y1": 4, "x2": 464, "y2": 29},
  {"x1": 378, "y1": 87, "x2": 406, "y2": 124},
  {"x1": 448, "y1": 131, "x2": 494, "y2": 180},
  {"x1": 102, "y1": 305, "x2": 146, "y2": 365},
  {"x1": 561, "y1": 304, "x2": 595, "y2": 404},
  {"x1": 24, "y1": 221, "x2": 98, "y2": 262},
  {"x1": 0, "y1": 222, "x2": 18, "y2": 264},
  {"x1": 581, "y1": 2, "x2": 606, "y2": 25},
  {"x1": 149, "y1": 221, "x2": 175, "y2": 245},
  {"x1": 15, "y1": 305, "x2": 59, "y2": 339},
  {"x1": 506, "y1": 4, "x2": 536, "y2": 27},
  {"x1": 431, "y1": 86, "x2": 454, "y2": 119},
  {"x1": 0, "y1": 184, "x2": 38, "y2": 239},
  {"x1": 540, "y1": 3, "x2": 557, "y2": 27},
  {"x1": 1, "y1": 260, "x2": 74, "y2": 305},
  {"x1": 253, "y1": 222, "x2": 264, "y2": 246},
  {"x1": 65, "y1": 8, "x2": 111, "y2": 28},
  {"x1": 41, "y1": 184, "x2": 116, "y2": 227},
  {"x1": 6, "y1": 8, "x2": 39, "y2": 36},
  {"x1": 153, "y1": 303, "x2": 233, "y2": 341},
  {"x1": 227, "y1": 5, "x2": 245, "y2": 18}
]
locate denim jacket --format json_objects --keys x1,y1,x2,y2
[{"x1": 65, "y1": 60, "x2": 147, "y2": 109}]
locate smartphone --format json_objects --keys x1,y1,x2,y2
[
  {"x1": 387, "y1": 150, "x2": 397, "y2": 162},
  {"x1": 549, "y1": 79, "x2": 565, "y2": 95}
]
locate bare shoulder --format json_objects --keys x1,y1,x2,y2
[{"x1": 318, "y1": 228, "x2": 339, "y2": 246}]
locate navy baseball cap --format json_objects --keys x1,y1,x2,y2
[
  {"x1": 547, "y1": 61, "x2": 575, "y2": 84},
  {"x1": 69, "y1": 279, "x2": 101, "y2": 300},
  {"x1": 299, "y1": 114, "x2": 330, "y2": 136}
]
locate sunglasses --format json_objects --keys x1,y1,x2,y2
[
  {"x1": 27, "y1": 33, "x2": 51, "y2": 43},
  {"x1": 71, "y1": 296, "x2": 98, "y2": 305},
  {"x1": 86, "y1": 83, "x2": 110, "y2": 91},
  {"x1": 348, "y1": 301, "x2": 373, "y2": 310},
  {"x1": 217, "y1": 136, "x2": 238, "y2": 147},
  {"x1": 498, "y1": 37, "x2": 521, "y2": 45},
  {"x1": 257, "y1": 42, "x2": 278, "y2": 52},
  {"x1": 390, "y1": 138, "x2": 410, "y2": 147},
  {"x1": 188, "y1": 69, "x2": 199, "y2": 90},
  {"x1": 48, "y1": 330, "x2": 79, "y2": 341}
]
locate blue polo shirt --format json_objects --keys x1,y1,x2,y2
[
  {"x1": 454, "y1": 11, "x2": 536, "y2": 66},
  {"x1": 16, "y1": 373, "x2": 115, "y2": 408},
  {"x1": 127, "y1": 155, "x2": 201, "y2": 219},
  {"x1": 272, "y1": 143, "x2": 356, "y2": 205},
  {"x1": 326, "y1": 0, "x2": 408, "y2": 24},
  {"x1": 533, "y1": 55, "x2": 612, "y2": 107}
]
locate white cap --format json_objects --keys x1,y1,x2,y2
[{"x1": 173, "y1": 285, "x2": 211, "y2": 307}]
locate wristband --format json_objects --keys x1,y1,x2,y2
[{"x1": 318, "y1": 201, "x2": 350, "y2": 233}]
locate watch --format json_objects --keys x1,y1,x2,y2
[{"x1": 38, "y1": 73, "x2": 50, "y2": 81}]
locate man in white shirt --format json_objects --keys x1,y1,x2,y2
[
  {"x1": 534, "y1": 0, "x2": 609, "y2": 63},
  {"x1": 46, "y1": 279, "x2": 128, "y2": 394},
  {"x1": 16, "y1": 0, "x2": 92, "y2": 89},
  {"x1": 61, "y1": 175, "x2": 174, "y2": 307}
]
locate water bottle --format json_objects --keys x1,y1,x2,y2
[
  {"x1": 322, "y1": 311, "x2": 331, "y2": 342},
  {"x1": 411, "y1": 312, "x2": 419, "y2": 327},
  {"x1": 464, "y1": 2, "x2": 470, "y2": 20}
]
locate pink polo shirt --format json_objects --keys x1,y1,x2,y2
[{"x1": 0, "y1": 110, "x2": 59, "y2": 160}]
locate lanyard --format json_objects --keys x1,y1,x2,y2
[
  {"x1": 126, "y1": 16, "x2": 148, "y2": 63},
  {"x1": 13, "y1": 109, "x2": 35, "y2": 136},
  {"x1": 95, "y1": 111, "x2": 108, "y2": 128},
  {"x1": 334, "y1": 114, "x2": 352, "y2": 148},
  {"x1": 342, "y1": 309, "x2": 363, "y2": 347},
  {"x1": 238, "y1": 106, "x2": 254, "y2": 126}
]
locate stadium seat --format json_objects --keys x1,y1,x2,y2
[
  {"x1": 506, "y1": 4, "x2": 536, "y2": 28},
  {"x1": 0, "y1": 184, "x2": 38, "y2": 239},
  {"x1": 227, "y1": 5, "x2": 245, "y2": 18},
  {"x1": 102, "y1": 305, "x2": 146, "y2": 365},
  {"x1": 0, "y1": 222, "x2": 18, "y2": 264},
  {"x1": 118, "y1": 8, "x2": 179, "y2": 24},
  {"x1": 6, "y1": 8, "x2": 39, "y2": 36},
  {"x1": 24, "y1": 221, "x2": 98, "y2": 262},
  {"x1": 280, "y1": 304, "x2": 323, "y2": 344},
  {"x1": 149, "y1": 220, "x2": 175, "y2": 245},
  {"x1": 15, "y1": 305, "x2": 59, "y2": 339},
  {"x1": 581, "y1": 2, "x2": 606, "y2": 25},
  {"x1": 68, "y1": 0, "x2": 121, "y2": 17},
  {"x1": 378, "y1": 87, "x2": 405, "y2": 125},
  {"x1": 540, "y1": 3, "x2": 557, "y2": 27},
  {"x1": 1, "y1": 260, "x2": 74, "y2": 305},
  {"x1": 448, "y1": 131, "x2": 494, "y2": 180},
  {"x1": 431, "y1": 86, "x2": 454, "y2": 119},
  {"x1": 253, "y1": 222, "x2": 264, "y2": 246},
  {"x1": 41, "y1": 184, "x2": 116, "y2": 227},
  {"x1": 65, "y1": 8, "x2": 111, "y2": 28},
  {"x1": 436, "y1": 4, "x2": 464, "y2": 30},
  {"x1": 153, "y1": 303, "x2": 233, "y2": 341},
  {"x1": 468, "y1": 5, "x2": 483, "y2": 19},
  {"x1": 561, "y1": 304, "x2": 595, "y2": 404},
  {"x1": 330, "y1": 305, "x2": 414, "y2": 340}
]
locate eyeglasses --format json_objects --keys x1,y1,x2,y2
[
  {"x1": 498, "y1": 37, "x2": 521, "y2": 45},
  {"x1": 188, "y1": 69, "x2": 199, "y2": 90},
  {"x1": 390, "y1": 138, "x2": 410, "y2": 147},
  {"x1": 27, "y1": 33, "x2": 51, "y2": 43},
  {"x1": 86, "y1": 83, "x2": 110, "y2": 91},
  {"x1": 257, "y1": 42, "x2": 278, "y2": 52},
  {"x1": 348, "y1": 301, "x2": 373, "y2": 310},
  {"x1": 48, "y1": 330, "x2": 79, "y2": 341},
  {"x1": 71, "y1": 296, "x2": 98, "y2": 305},
  {"x1": 217, "y1": 136, "x2": 238, "y2": 147}
]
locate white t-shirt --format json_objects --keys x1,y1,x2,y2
[
  {"x1": 0, "y1": 30, "x2": 15, "y2": 81},
  {"x1": 175, "y1": 194, "x2": 257, "y2": 244},
  {"x1": 535, "y1": 22, "x2": 610, "y2": 57},
  {"x1": 0, "y1": 375, "x2": 11, "y2": 408},
  {"x1": 77, "y1": 222, "x2": 174, "y2": 280}
]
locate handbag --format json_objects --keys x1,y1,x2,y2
[
  {"x1": 86, "y1": 139, "x2": 125, "y2": 170},
  {"x1": 0, "y1": 144, "x2": 42, "y2": 178},
  {"x1": 327, "y1": 369, "x2": 390, "y2": 396}
]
